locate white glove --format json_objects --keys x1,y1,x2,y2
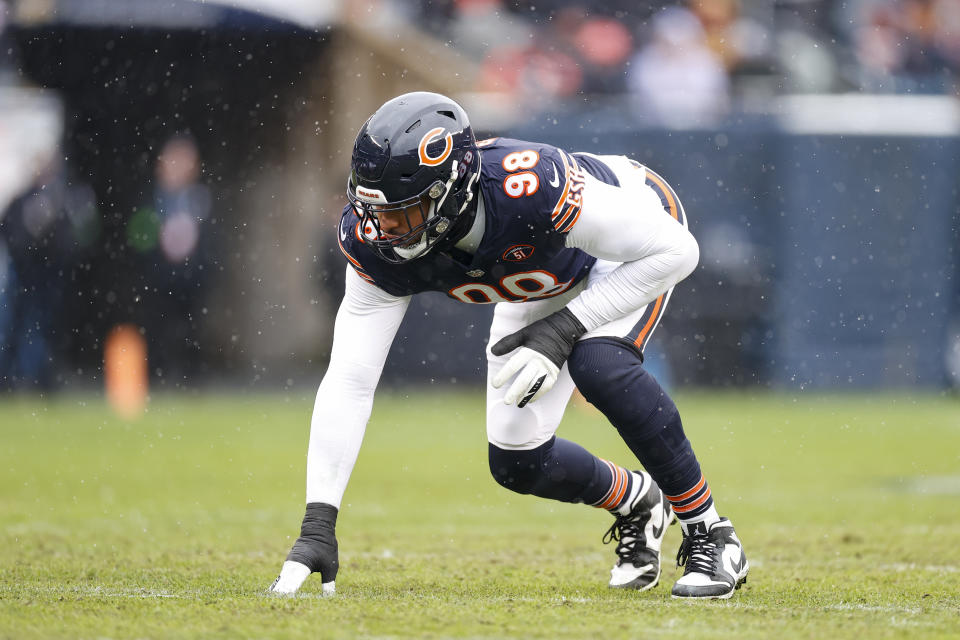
[
  {"x1": 490, "y1": 308, "x2": 586, "y2": 407},
  {"x1": 492, "y1": 346, "x2": 561, "y2": 407}
]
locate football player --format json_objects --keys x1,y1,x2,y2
[{"x1": 270, "y1": 92, "x2": 748, "y2": 599}]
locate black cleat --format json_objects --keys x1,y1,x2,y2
[
  {"x1": 604, "y1": 471, "x2": 676, "y2": 591},
  {"x1": 671, "y1": 518, "x2": 748, "y2": 599}
]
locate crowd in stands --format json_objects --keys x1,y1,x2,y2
[
  {"x1": 844, "y1": 0, "x2": 960, "y2": 93},
  {"x1": 409, "y1": 0, "x2": 959, "y2": 124}
]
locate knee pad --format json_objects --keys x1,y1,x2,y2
[
  {"x1": 568, "y1": 337, "x2": 678, "y2": 430},
  {"x1": 488, "y1": 440, "x2": 549, "y2": 495}
]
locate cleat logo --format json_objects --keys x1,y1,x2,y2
[
  {"x1": 723, "y1": 545, "x2": 747, "y2": 577},
  {"x1": 649, "y1": 508, "x2": 668, "y2": 540},
  {"x1": 418, "y1": 127, "x2": 453, "y2": 166},
  {"x1": 731, "y1": 554, "x2": 746, "y2": 574}
]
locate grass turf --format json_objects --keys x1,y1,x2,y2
[{"x1": 1, "y1": 390, "x2": 959, "y2": 639}]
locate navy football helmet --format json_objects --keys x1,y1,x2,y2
[{"x1": 347, "y1": 92, "x2": 481, "y2": 263}]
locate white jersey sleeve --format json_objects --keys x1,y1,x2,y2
[
  {"x1": 305, "y1": 267, "x2": 410, "y2": 507},
  {"x1": 563, "y1": 157, "x2": 699, "y2": 332}
]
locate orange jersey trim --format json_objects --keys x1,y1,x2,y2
[
  {"x1": 337, "y1": 235, "x2": 363, "y2": 270},
  {"x1": 561, "y1": 207, "x2": 583, "y2": 232},
  {"x1": 337, "y1": 233, "x2": 374, "y2": 283},
  {"x1": 552, "y1": 152, "x2": 586, "y2": 232},
  {"x1": 553, "y1": 201, "x2": 582, "y2": 232},
  {"x1": 550, "y1": 152, "x2": 574, "y2": 220}
]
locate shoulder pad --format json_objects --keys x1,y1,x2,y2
[
  {"x1": 545, "y1": 148, "x2": 587, "y2": 234},
  {"x1": 480, "y1": 138, "x2": 587, "y2": 234}
]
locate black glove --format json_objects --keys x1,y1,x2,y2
[
  {"x1": 490, "y1": 308, "x2": 587, "y2": 407},
  {"x1": 286, "y1": 502, "x2": 339, "y2": 584},
  {"x1": 491, "y1": 307, "x2": 586, "y2": 367}
]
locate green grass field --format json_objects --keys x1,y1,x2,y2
[{"x1": 1, "y1": 390, "x2": 959, "y2": 639}]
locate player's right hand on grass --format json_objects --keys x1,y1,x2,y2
[{"x1": 270, "y1": 502, "x2": 339, "y2": 595}]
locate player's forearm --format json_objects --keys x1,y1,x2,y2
[
  {"x1": 566, "y1": 237, "x2": 698, "y2": 331},
  {"x1": 304, "y1": 363, "x2": 378, "y2": 507},
  {"x1": 303, "y1": 267, "x2": 410, "y2": 506}
]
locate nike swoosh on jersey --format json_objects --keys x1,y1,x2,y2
[
  {"x1": 548, "y1": 162, "x2": 560, "y2": 187},
  {"x1": 340, "y1": 223, "x2": 348, "y2": 242}
]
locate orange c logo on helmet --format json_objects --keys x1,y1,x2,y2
[{"x1": 418, "y1": 127, "x2": 453, "y2": 166}]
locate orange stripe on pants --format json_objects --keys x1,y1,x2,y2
[{"x1": 633, "y1": 294, "x2": 665, "y2": 350}]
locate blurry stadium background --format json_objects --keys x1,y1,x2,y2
[
  {"x1": 1, "y1": 0, "x2": 958, "y2": 396},
  {"x1": 2, "y1": 2, "x2": 960, "y2": 638}
]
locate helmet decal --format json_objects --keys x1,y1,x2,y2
[
  {"x1": 354, "y1": 186, "x2": 388, "y2": 204},
  {"x1": 418, "y1": 127, "x2": 453, "y2": 166}
]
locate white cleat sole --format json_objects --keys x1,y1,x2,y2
[
  {"x1": 671, "y1": 564, "x2": 749, "y2": 600},
  {"x1": 609, "y1": 570, "x2": 662, "y2": 592}
]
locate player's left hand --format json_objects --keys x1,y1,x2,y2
[{"x1": 491, "y1": 308, "x2": 586, "y2": 407}]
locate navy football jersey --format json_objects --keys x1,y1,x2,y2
[{"x1": 337, "y1": 137, "x2": 620, "y2": 303}]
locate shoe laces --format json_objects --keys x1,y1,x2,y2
[
  {"x1": 603, "y1": 511, "x2": 653, "y2": 564},
  {"x1": 676, "y1": 529, "x2": 720, "y2": 576}
]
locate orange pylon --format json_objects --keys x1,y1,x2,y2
[{"x1": 104, "y1": 324, "x2": 148, "y2": 419}]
